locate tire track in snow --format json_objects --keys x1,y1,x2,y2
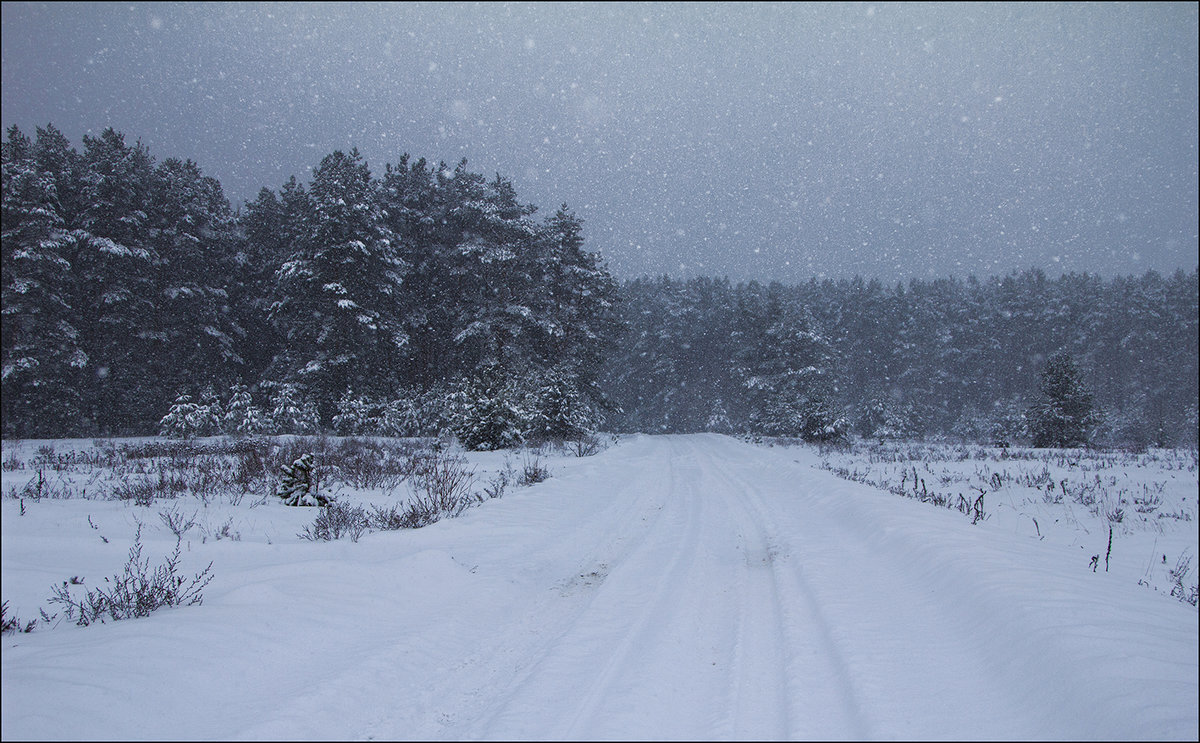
[
  {"x1": 555, "y1": 442, "x2": 709, "y2": 739},
  {"x1": 469, "y1": 439, "x2": 716, "y2": 739},
  {"x1": 484, "y1": 435, "x2": 869, "y2": 739},
  {"x1": 449, "y1": 441, "x2": 685, "y2": 739},
  {"x1": 708, "y1": 435, "x2": 1067, "y2": 739},
  {"x1": 694, "y1": 440, "x2": 868, "y2": 740},
  {"x1": 236, "y1": 441, "x2": 682, "y2": 741},
  {"x1": 478, "y1": 434, "x2": 872, "y2": 740},
  {"x1": 694, "y1": 452, "x2": 792, "y2": 739}
]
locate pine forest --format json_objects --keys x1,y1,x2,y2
[{"x1": 3, "y1": 125, "x2": 1197, "y2": 449}]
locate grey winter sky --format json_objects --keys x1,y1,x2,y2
[{"x1": 2, "y1": 2, "x2": 1197, "y2": 283}]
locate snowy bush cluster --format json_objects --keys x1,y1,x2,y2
[
  {"x1": 45, "y1": 525, "x2": 213, "y2": 627},
  {"x1": 158, "y1": 383, "x2": 318, "y2": 439},
  {"x1": 158, "y1": 373, "x2": 603, "y2": 452}
]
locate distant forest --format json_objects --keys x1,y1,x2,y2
[{"x1": 4, "y1": 125, "x2": 1197, "y2": 447}]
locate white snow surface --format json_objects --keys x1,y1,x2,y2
[{"x1": 2, "y1": 433, "x2": 1197, "y2": 740}]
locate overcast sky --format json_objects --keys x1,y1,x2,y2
[{"x1": 2, "y1": 2, "x2": 1196, "y2": 283}]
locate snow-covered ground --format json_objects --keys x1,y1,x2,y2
[{"x1": 2, "y1": 433, "x2": 1196, "y2": 740}]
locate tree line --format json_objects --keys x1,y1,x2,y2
[
  {"x1": 2, "y1": 124, "x2": 617, "y2": 445},
  {"x1": 3, "y1": 125, "x2": 1196, "y2": 448},
  {"x1": 603, "y1": 270, "x2": 1198, "y2": 447}
]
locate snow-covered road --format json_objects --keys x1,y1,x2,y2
[{"x1": 3, "y1": 434, "x2": 1196, "y2": 740}]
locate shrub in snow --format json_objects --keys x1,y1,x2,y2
[
  {"x1": 321, "y1": 437, "x2": 419, "y2": 490},
  {"x1": 298, "y1": 500, "x2": 369, "y2": 542},
  {"x1": 158, "y1": 507, "x2": 199, "y2": 540},
  {"x1": 365, "y1": 503, "x2": 414, "y2": 531},
  {"x1": 409, "y1": 450, "x2": 479, "y2": 520},
  {"x1": 1, "y1": 601, "x2": 37, "y2": 634},
  {"x1": 570, "y1": 433, "x2": 609, "y2": 457},
  {"x1": 482, "y1": 459, "x2": 516, "y2": 498},
  {"x1": 517, "y1": 455, "x2": 551, "y2": 486},
  {"x1": 311, "y1": 451, "x2": 481, "y2": 533},
  {"x1": 275, "y1": 452, "x2": 329, "y2": 507},
  {"x1": 45, "y1": 525, "x2": 213, "y2": 626},
  {"x1": 1168, "y1": 552, "x2": 1199, "y2": 607}
]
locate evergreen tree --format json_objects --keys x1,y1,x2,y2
[
  {"x1": 223, "y1": 383, "x2": 266, "y2": 437},
  {"x1": 380, "y1": 155, "x2": 453, "y2": 386},
  {"x1": 72, "y1": 128, "x2": 158, "y2": 433},
  {"x1": 332, "y1": 389, "x2": 378, "y2": 435},
  {"x1": 234, "y1": 187, "x2": 290, "y2": 382},
  {"x1": 266, "y1": 382, "x2": 320, "y2": 435},
  {"x1": 1028, "y1": 352, "x2": 1099, "y2": 447},
  {"x1": 267, "y1": 150, "x2": 408, "y2": 420},
  {"x1": 524, "y1": 363, "x2": 598, "y2": 442},
  {"x1": 158, "y1": 394, "x2": 205, "y2": 439},
  {"x1": 448, "y1": 366, "x2": 526, "y2": 450},
  {"x1": 443, "y1": 167, "x2": 541, "y2": 375},
  {"x1": 528, "y1": 205, "x2": 620, "y2": 423},
  {"x1": 606, "y1": 276, "x2": 690, "y2": 432},
  {"x1": 1, "y1": 126, "x2": 86, "y2": 435},
  {"x1": 147, "y1": 157, "x2": 242, "y2": 400},
  {"x1": 736, "y1": 284, "x2": 842, "y2": 440},
  {"x1": 275, "y1": 453, "x2": 329, "y2": 507}
]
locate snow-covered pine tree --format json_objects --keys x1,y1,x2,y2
[
  {"x1": 411, "y1": 386, "x2": 455, "y2": 437},
  {"x1": 147, "y1": 157, "x2": 242, "y2": 407},
  {"x1": 984, "y1": 396, "x2": 1029, "y2": 448},
  {"x1": 605, "y1": 276, "x2": 689, "y2": 433},
  {"x1": 529, "y1": 205, "x2": 620, "y2": 421},
  {"x1": 267, "y1": 149, "x2": 408, "y2": 422},
  {"x1": 1, "y1": 125, "x2": 87, "y2": 436},
  {"x1": 855, "y1": 392, "x2": 915, "y2": 442},
  {"x1": 378, "y1": 155, "x2": 456, "y2": 387},
  {"x1": 444, "y1": 167, "x2": 542, "y2": 375},
  {"x1": 524, "y1": 364, "x2": 596, "y2": 442},
  {"x1": 332, "y1": 390, "x2": 378, "y2": 435},
  {"x1": 379, "y1": 394, "x2": 418, "y2": 437},
  {"x1": 73, "y1": 129, "x2": 160, "y2": 433},
  {"x1": 267, "y1": 383, "x2": 320, "y2": 435},
  {"x1": 196, "y1": 385, "x2": 225, "y2": 436},
  {"x1": 705, "y1": 398, "x2": 735, "y2": 434},
  {"x1": 223, "y1": 383, "x2": 266, "y2": 437},
  {"x1": 1028, "y1": 352, "x2": 1099, "y2": 448},
  {"x1": 736, "y1": 284, "x2": 844, "y2": 441},
  {"x1": 275, "y1": 453, "x2": 329, "y2": 507},
  {"x1": 159, "y1": 394, "x2": 204, "y2": 439},
  {"x1": 449, "y1": 368, "x2": 525, "y2": 451},
  {"x1": 233, "y1": 187, "x2": 291, "y2": 384}
]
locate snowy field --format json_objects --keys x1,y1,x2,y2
[{"x1": 2, "y1": 433, "x2": 1197, "y2": 740}]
